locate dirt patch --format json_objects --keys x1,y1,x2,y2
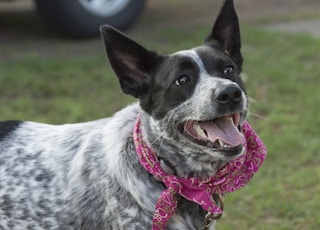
[
  {"x1": 265, "y1": 19, "x2": 320, "y2": 38},
  {"x1": 237, "y1": 0, "x2": 320, "y2": 15}
]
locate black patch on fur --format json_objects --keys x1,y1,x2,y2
[
  {"x1": 0, "y1": 120, "x2": 22, "y2": 142},
  {"x1": 140, "y1": 55, "x2": 200, "y2": 119},
  {"x1": 195, "y1": 46, "x2": 246, "y2": 93}
]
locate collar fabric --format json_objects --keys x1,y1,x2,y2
[{"x1": 133, "y1": 115, "x2": 267, "y2": 230}]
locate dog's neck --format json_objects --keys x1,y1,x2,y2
[
  {"x1": 135, "y1": 112, "x2": 267, "y2": 189},
  {"x1": 134, "y1": 113, "x2": 267, "y2": 229}
]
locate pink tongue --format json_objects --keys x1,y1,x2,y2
[{"x1": 200, "y1": 117, "x2": 245, "y2": 147}]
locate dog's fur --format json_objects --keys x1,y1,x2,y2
[{"x1": 0, "y1": 1, "x2": 249, "y2": 229}]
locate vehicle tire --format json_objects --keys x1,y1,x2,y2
[{"x1": 35, "y1": 0, "x2": 145, "y2": 38}]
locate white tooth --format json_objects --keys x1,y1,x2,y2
[
  {"x1": 194, "y1": 123, "x2": 207, "y2": 138},
  {"x1": 229, "y1": 116, "x2": 235, "y2": 125},
  {"x1": 218, "y1": 140, "x2": 224, "y2": 147},
  {"x1": 220, "y1": 141, "x2": 231, "y2": 148},
  {"x1": 233, "y1": 113, "x2": 240, "y2": 126}
]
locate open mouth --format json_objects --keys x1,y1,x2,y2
[{"x1": 181, "y1": 113, "x2": 245, "y2": 155}]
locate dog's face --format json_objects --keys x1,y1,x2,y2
[{"x1": 101, "y1": 0, "x2": 247, "y2": 176}]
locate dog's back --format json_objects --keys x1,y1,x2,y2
[{"x1": 0, "y1": 105, "x2": 146, "y2": 229}]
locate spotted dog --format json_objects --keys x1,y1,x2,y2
[{"x1": 0, "y1": 0, "x2": 252, "y2": 229}]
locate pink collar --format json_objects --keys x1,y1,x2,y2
[{"x1": 133, "y1": 115, "x2": 267, "y2": 230}]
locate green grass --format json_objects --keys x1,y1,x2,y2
[
  {"x1": 218, "y1": 27, "x2": 320, "y2": 230},
  {"x1": 0, "y1": 54, "x2": 133, "y2": 123},
  {"x1": 1, "y1": 1, "x2": 320, "y2": 229}
]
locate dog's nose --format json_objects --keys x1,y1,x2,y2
[{"x1": 214, "y1": 85, "x2": 242, "y2": 105}]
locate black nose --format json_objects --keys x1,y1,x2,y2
[{"x1": 214, "y1": 85, "x2": 242, "y2": 105}]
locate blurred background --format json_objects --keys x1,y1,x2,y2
[{"x1": 0, "y1": 0, "x2": 319, "y2": 229}]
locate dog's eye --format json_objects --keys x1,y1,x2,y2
[
  {"x1": 175, "y1": 75, "x2": 191, "y2": 86},
  {"x1": 224, "y1": 66, "x2": 234, "y2": 77}
]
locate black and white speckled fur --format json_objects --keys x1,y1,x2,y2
[{"x1": 0, "y1": 1, "x2": 248, "y2": 229}]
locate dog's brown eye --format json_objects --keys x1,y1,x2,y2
[
  {"x1": 175, "y1": 75, "x2": 191, "y2": 86},
  {"x1": 224, "y1": 66, "x2": 234, "y2": 77}
]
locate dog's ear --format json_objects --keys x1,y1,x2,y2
[
  {"x1": 206, "y1": 0, "x2": 243, "y2": 71},
  {"x1": 100, "y1": 25, "x2": 159, "y2": 98}
]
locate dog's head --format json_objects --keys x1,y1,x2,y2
[{"x1": 101, "y1": 0, "x2": 248, "y2": 177}]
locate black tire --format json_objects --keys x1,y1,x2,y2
[{"x1": 35, "y1": 0, "x2": 145, "y2": 38}]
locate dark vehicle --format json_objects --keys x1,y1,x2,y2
[{"x1": 3, "y1": 0, "x2": 146, "y2": 38}]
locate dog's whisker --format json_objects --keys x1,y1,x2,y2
[
  {"x1": 248, "y1": 96, "x2": 258, "y2": 103},
  {"x1": 248, "y1": 112, "x2": 270, "y2": 121}
]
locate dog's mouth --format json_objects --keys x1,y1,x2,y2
[{"x1": 180, "y1": 113, "x2": 245, "y2": 155}]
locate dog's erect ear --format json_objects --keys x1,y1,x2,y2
[
  {"x1": 206, "y1": 0, "x2": 243, "y2": 71},
  {"x1": 100, "y1": 25, "x2": 159, "y2": 98}
]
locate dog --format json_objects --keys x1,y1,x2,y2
[{"x1": 0, "y1": 0, "x2": 264, "y2": 229}]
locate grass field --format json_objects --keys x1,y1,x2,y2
[{"x1": 0, "y1": 1, "x2": 319, "y2": 229}]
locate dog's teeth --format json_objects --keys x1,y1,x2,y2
[
  {"x1": 218, "y1": 139, "x2": 224, "y2": 147},
  {"x1": 228, "y1": 116, "x2": 235, "y2": 125},
  {"x1": 217, "y1": 139, "x2": 232, "y2": 148},
  {"x1": 194, "y1": 123, "x2": 207, "y2": 138},
  {"x1": 194, "y1": 123, "x2": 202, "y2": 135},
  {"x1": 232, "y1": 113, "x2": 241, "y2": 127}
]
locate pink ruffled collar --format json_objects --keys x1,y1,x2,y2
[{"x1": 133, "y1": 115, "x2": 267, "y2": 230}]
